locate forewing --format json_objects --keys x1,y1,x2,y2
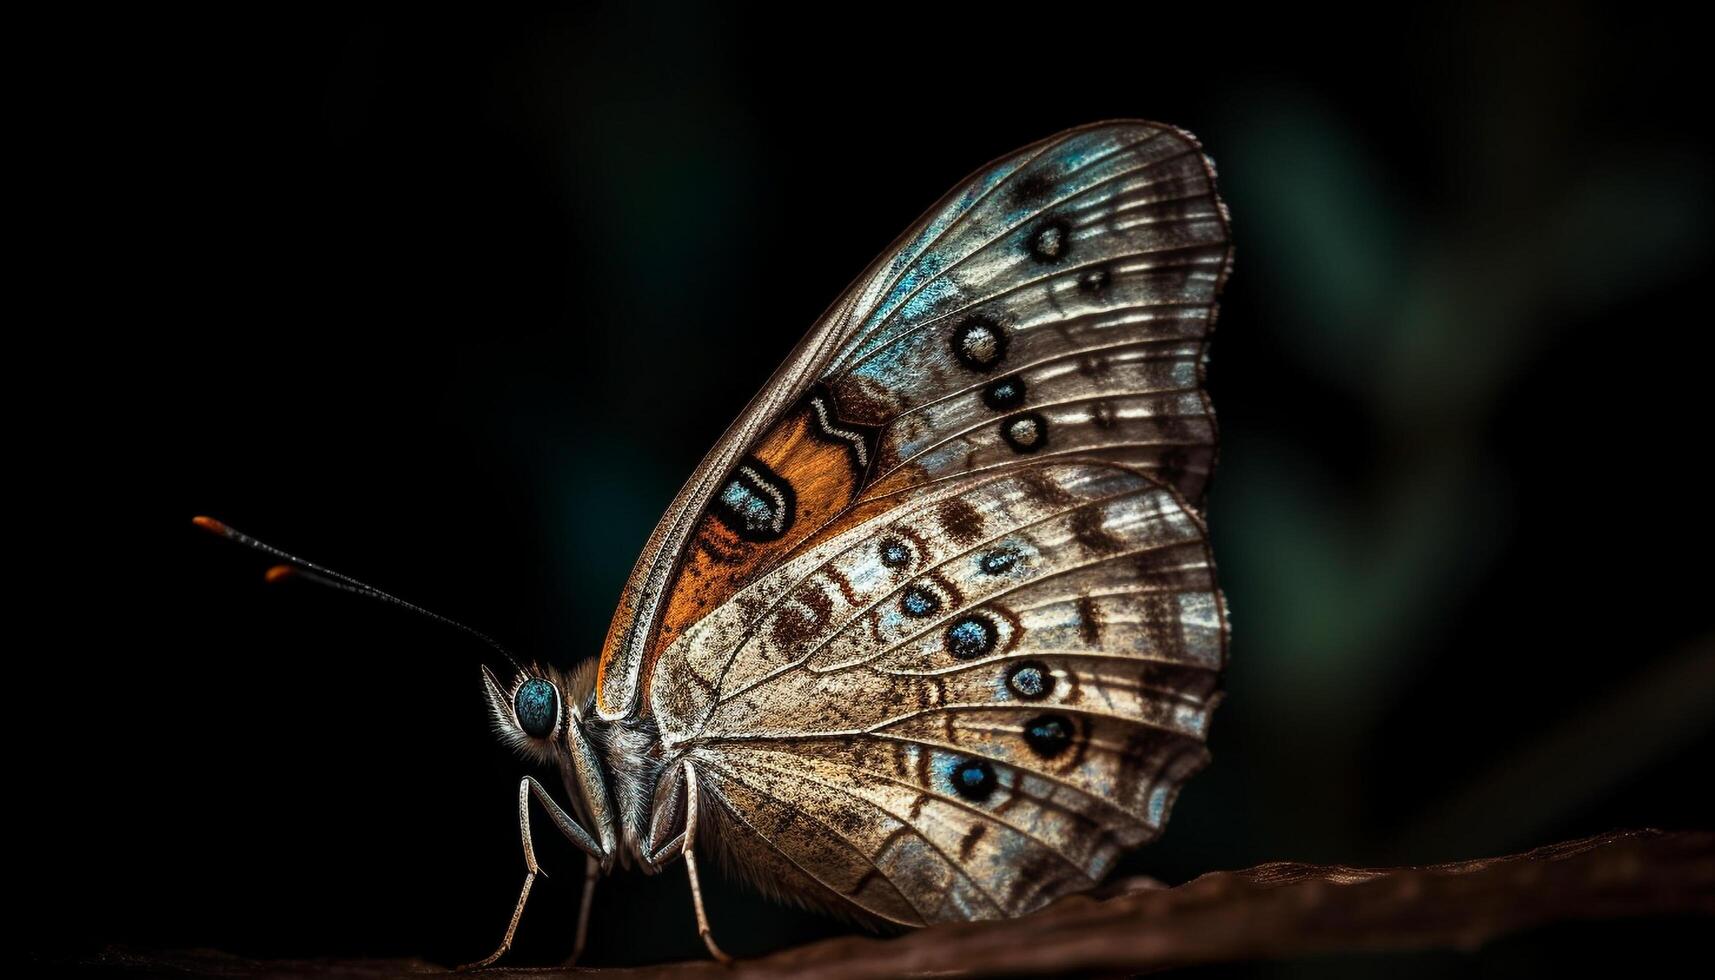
[
  {"x1": 596, "y1": 121, "x2": 1230, "y2": 723},
  {"x1": 653, "y1": 461, "x2": 1225, "y2": 923},
  {"x1": 828, "y1": 123, "x2": 1230, "y2": 503}
]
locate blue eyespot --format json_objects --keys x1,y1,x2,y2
[
  {"x1": 980, "y1": 548, "x2": 1021, "y2": 575},
  {"x1": 945, "y1": 614, "x2": 997, "y2": 660},
  {"x1": 514, "y1": 678, "x2": 559, "y2": 739},
  {"x1": 1007, "y1": 660, "x2": 1054, "y2": 700},
  {"x1": 982, "y1": 376, "x2": 1026, "y2": 411},
  {"x1": 901, "y1": 585, "x2": 941, "y2": 618},
  {"x1": 950, "y1": 758, "x2": 997, "y2": 802},
  {"x1": 1024, "y1": 714, "x2": 1074, "y2": 759},
  {"x1": 879, "y1": 537, "x2": 912, "y2": 568}
]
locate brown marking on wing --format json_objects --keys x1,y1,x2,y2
[
  {"x1": 1089, "y1": 399, "x2": 1120, "y2": 430},
  {"x1": 1076, "y1": 352, "x2": 1113, "y2": 381},
  {"x1": 825, "y1": 565, "x2": 861, "y2": 604},
  {"x1": 1139, "y1": 592, "x2": 1187, "y2": 665},
  {"x1": 935, "y1": 498, "x2": 986, "y2": 547},
  {"x1": 1065, "y1": 713, "x2": 1096, "y2": 775},
  {"x1": 1114, "y1": 728, "x2": 1175, "y2": 809},
  {"x1": 1007, "y1": 849, "x2": 1069, "y2": 911},
  {"x1": 770, "y1": 585, "x2": 834, "y2": 653},
  {"x1": 958, "y1": 823, "x2": 989, "y2": 862},
  {"x1": 1076, "y1": 595, "x2": 1103, "y2": 646},
  {"x1": 1071, "y1": 506, "x2": 1125, "y2": 555},
  {"x1": 927, "y1": 675, "x2": 948, "y2": 709},
  {"x1": 911, "y1": 674, "x2": 948, "y2": 714},
  {"x1": 1019, "y1": 469, "x2": 1079, "y2": 508},
  {"x1": 837, "y1": 374, "x2": 902, "y2": 423}
]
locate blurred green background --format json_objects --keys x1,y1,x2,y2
[{"x1": 25, "y1": 2, "x2": 1712, "y2": 974}]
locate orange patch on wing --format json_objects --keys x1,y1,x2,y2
[{"x1": 640, "y1": 402, "x2": 868, "y2": 700}]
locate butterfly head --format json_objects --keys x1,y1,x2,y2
[
  {"x1": 480, "y1": 657, "x2": 621, "y2": 868},
  {"x1": 480, "y1": 658, "x2": 599, "y2": 766}
]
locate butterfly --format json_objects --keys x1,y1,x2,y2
[{"x1": 199, "y1": 118, "x2": 1231, "y2": 966}]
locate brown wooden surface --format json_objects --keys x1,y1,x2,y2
[{"x1": 70, "y1": 829, "x2": 1713, "y2": 978}]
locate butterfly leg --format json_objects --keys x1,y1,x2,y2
[
  {"x1": 459, "y1": 776, "x2": 605, "y2": 971},
  {"x1": 561, "y1": 854, "x2": 599, "y2": 967},
  {"x1": 680, "y1": 761, "x2": 733, "y2": 964}
]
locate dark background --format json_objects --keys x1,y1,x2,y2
[{"x1": 24, "y1": 3, "x2": 1712, "y2": 974}]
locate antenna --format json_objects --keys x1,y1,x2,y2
[{"x1": 192, "y1": 515, "x2": 526, "y2": 673}]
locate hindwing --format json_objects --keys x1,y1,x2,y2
[{"x1": 651, "y1": 461, "x2": 1225, "y2": 923}]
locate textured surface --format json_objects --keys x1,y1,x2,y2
[{"x1": 63, "y1": 830, "x2": 1714, "y2": 978}]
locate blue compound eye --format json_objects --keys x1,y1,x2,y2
[{"x1": 513, "y1": 678, "x2": 559, "y2": 739}]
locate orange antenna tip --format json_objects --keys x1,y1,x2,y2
[{"x1": 193, "y1": 516, "x2": 524, "y2": 671}]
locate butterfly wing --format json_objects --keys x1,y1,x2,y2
[
  {"x1": 596, "y1": 120, "x2": 1230, "y2": 722},
  {"x1": 650, "y1": 461, "x2": 1224, "y2": 923}
]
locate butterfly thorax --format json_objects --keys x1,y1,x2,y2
[
  {"x1": 581, "y1": 711, "x2": 669, "y2": 870},
  {"x1": 553, "y1": 656, "x2": 677, "y2": 871}
]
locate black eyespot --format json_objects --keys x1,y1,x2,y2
[
  {"x1": 901, "y1": 584, "x2": 941, "y2": 618},
  {"x1": 878, "y1": 537, "x2": 912, "y2": 569},
  {"x1": 1007, "y1": 660, "x2": 1054, "y2": 700},
  {"x1": 1078, "y1": 265, "x2": 1111, "y2": 294},
  {"x1": 944, "y1": 614, "x2": 998, "y2": 660},
  {"x1": 1023, "y1": 714, "x2": 1074, "y2": 758},
  {"x1": 712, "y1": 457, "x2": 796, "y2": 542},
  {"x1": 980, "y1": 549, "x2": 1021, "y2": 575},
  {"x1": 951, "y1": 315, "x2": 1007, "y2": 372},
  {"x1": 982, "y1": 375, "x2": 1027, "y2": 411},
  {"x1": 950, "y1": 758, "x2": 997, "y2": 801},
  {"x1": 1012, "y1": 172, "x2": 1055, "y2": 204},
  {"x1": 1030, "y1": 219, "x2": 1071, "y2": 263},
  {"x1": 514, "y1": 678, "x2": 559, "y2": 739},
  {"x1": 1001, "y1": 412, "x2": 1049, "y2": 453}
]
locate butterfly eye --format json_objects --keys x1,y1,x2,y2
[{"x1": 513, "y1": 678, "x2": 560, "y2": 739}]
